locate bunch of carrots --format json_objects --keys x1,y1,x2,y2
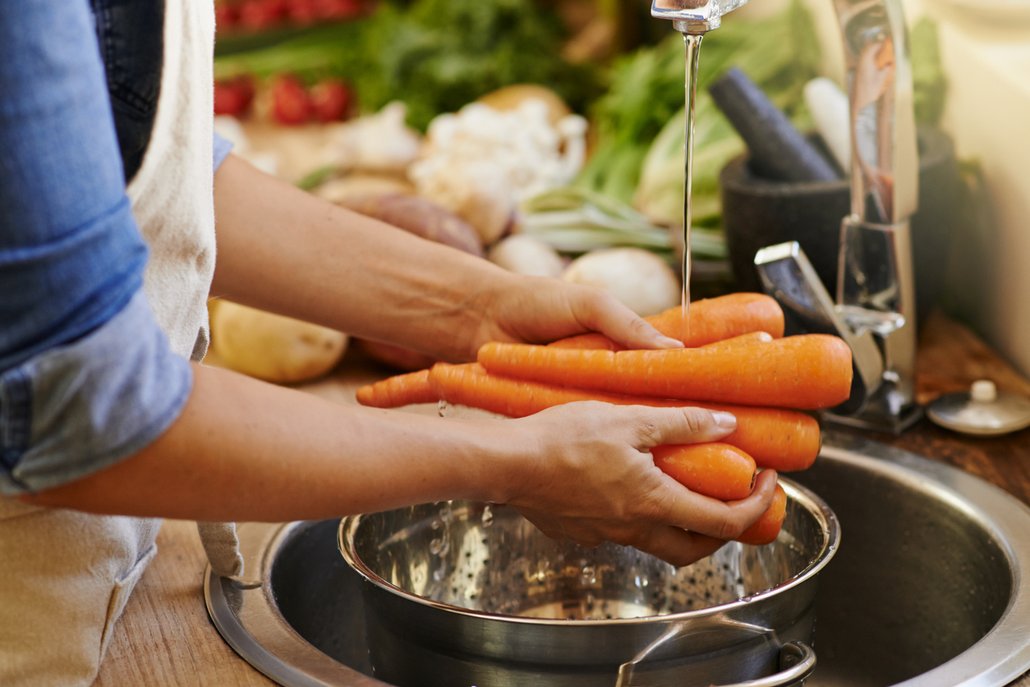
[{"x1": 356, "y1": 292, "x2": 853, "y2": 548}]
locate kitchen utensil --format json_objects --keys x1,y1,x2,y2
[
  {"x1": 927, "y1": 379, "x2": 1030, "y2": 436},
  {"x1": 339, "y1": 478, "x2": 838, "y2": 686}
]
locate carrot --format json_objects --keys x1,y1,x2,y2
[
  {"x1": 551, "y1": 292, "x2": 784, "y2": 350},
  {"x1": 653, "y1": 443, "x2": 756, "y2": 501},
  {"x1": 356, "y1": 293, "x2": 783, "y2": 409},
  {"x1": 477, "y1": 334, "x2": 853, "y2": 410},
  {"x1": 427, "y1": 363, "x2": 820, "y2": 471},
  {"x1": 353, "y1": 330, "x2": 773, "y2": 410},
  {"x1": 737, "y1": 483, "x2": 787, "y2": 545},
  {"x1": 355, "y1": 369, "x2": 439, "y2": 408},
  {"x1": 699, "y1": 331, "x2": 773, "y2": 349}
]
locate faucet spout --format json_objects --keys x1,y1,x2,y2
[{"x1": 651, "y1": 0, "x2": 751, "y2": 34}]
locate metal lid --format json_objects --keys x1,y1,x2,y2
[{"x1": 927, "y1": 380, "x2": 1030, "y2": 437}]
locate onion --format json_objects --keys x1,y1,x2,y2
[
  {"x1": 561, "y1": 247, "x2": 681, "y2": 317},
  {"x1": 487, "y1": 235, "x2": 566, "y2": 278}
]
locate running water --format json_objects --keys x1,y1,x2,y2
[{"x1": 680, "y1": 33, "x2": 704, "y2": 337}]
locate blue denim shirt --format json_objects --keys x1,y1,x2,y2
[{"x1": 0, "y1": 1, "x2": 230, "y2": 494}]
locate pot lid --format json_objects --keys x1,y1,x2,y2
[{"x1": 927, "y1": 379, "x2": 1030, "y2": 437}]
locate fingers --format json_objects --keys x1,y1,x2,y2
[
  {"x1": 572, "y1": 289, "x2": 683, "y2": 350},
  {"x1": 520, "y1": 509, "x2": 726, "y2": 567},
  {"x1": 518, "y1": 471, "x2": 779, "y2": 567},
  {"x1": 621, "y1": 405, "x2": 739, "y2": 446},
  {"x1": 630, "y1": 526, "x2": 728, "y2": 567},
  {"x1": 655, "y1": 469, "x2": 779, "y2": 541}
]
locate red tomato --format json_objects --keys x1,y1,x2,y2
[
  {"x1": 214, "y1": 77, "x2": 254, "y2": 117},
  {"x1": 313, "y1": 0, "x2": 365, "y2": 20},
  {"x1": 215, "y1": 3, "x2": 239, "y2": 32},
  {"x1": 286, "y1": 0, "x2": 320, "y2": 25},
  {"x1": 238, "y1": 0, "x2": 287, "y2": 31},
  {"x1": 308, "y1": 79, "x2": 353, "y2": 122},
  {"x1": 271, "y1": 75, "x2": 311, "y2": 125}
]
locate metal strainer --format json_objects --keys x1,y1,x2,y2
[{"x1": 340, "y1": 478, "x2": 838, "y2": 687}]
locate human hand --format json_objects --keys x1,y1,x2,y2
[
  {"x1": 463, "y1": 275, "x2": 683, "y2": 359},
  {"x1": 495, "y1": 402, "x2": 779, "y2": 567}
]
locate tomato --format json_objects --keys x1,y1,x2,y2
[
  {"x1": 238, "y1": 0, "x2": 287, "y2": 31},
  {"x1": 313, "y1": 0, "x2": 365, "y2": 20},
  {"x1": 271, "y1": 75, "x2": 311, "y2": 125},
  {"x1": 308, "y1": 79, "x2": 353, "y2": 122},
  {"x1": 286, "y1": 0, "x2": 321, "y2": 25},
  {"x1": 214, "y1": 76, "x2": 255, "y2": 117},
  {"x1": 215, "y1": 3, "x2": 239, "y2": 32}
]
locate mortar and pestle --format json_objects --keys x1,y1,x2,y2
[{"x1": 713, "y1": 68, "x2": 964, "y2": 323}]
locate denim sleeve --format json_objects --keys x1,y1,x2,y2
[
  {"x1": 214, "y1": 130, "x2": 234, "y2": 171},
  {"x1": 0, "y1": 293, "x2": 193, "y2": 495},
  {"x1": 0, "y1": 2, "x2": 193, "y2": 494}
]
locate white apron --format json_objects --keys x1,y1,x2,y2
[{"x1": 0, "y1": 2, "x2": 233, "y2": 684}]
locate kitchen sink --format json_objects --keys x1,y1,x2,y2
[{"x1": 206, "y1": 432, "x2": 1030, "y2": 686}]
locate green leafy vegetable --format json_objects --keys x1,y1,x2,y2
[
  {"x1": 519, "y1": 187, "x2": 726, "y2": 262},
  {"x1": 580, "y1": 0, "x2": 821, "y2": 227},
  {"x1": 215, "y1": 0, "x2": 600, "y2": 131}
]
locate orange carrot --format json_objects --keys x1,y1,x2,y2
[
  {"x1": 477, "y1": 334, "x2": 853, "y2": 410},
  {"x1": 653, "y1": 443, "x2": 756, "y2": 501},
  {"x1": 356, "y1": 293, "x2": 783, "y2": 409},
  {"x1": 427, "y1": 363, "x2": 821, "y2": 471},
  {"x1": 699, "y1": 331, "x2": 773, "y2": 349},
  {"x1": 353, "y1": 330, "x2": 773, "y2": 411},
  {"x1": 355, "y1": 369, "x2": 439, "y2": 408},
  {"x1": 551, "y1": 292, "x2": 784, "y2": 350},
  {"x1": 737, "y1": 483, "x2": 787, "y2": 545}
]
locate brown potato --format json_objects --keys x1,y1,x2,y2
[
  {"x1": 338, "y1": 193, "x2": 484, "y2": 257},
  {"x1": 210, "y1": 300, "x2": 347, "y2": 384}
]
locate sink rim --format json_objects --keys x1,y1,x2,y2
[
  {"x1": 818, "y1": 432, "x2": 1030, "y2": 687},
  {"x1": 205, "y1": 435, "x2": 1030, "y2": 687}
]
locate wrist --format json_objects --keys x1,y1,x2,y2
[{"x1": 448, "y1": 415, "x2": 538, "y2": 505}]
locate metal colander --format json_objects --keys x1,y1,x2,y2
[{"x1": 339, "y1": 478, "x2": 838, "y2": 687}]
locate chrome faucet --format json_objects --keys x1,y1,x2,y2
[
  {"x1": 652, "y1": 0, "x2": 922, "y2": 433},
  {"x1": 650, "y1": 0, "x2": 752, "y2": 34}
]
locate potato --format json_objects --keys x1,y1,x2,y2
[
  {"x1": 337, "y1": 193, "x2": 484, "y2": 257},
  {"x1": 210, "y1": 300, "x2": 348, "y2": 384}
]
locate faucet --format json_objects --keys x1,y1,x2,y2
[{"x1": 651, "y1": 0, "x2": 921, "y2": 433}]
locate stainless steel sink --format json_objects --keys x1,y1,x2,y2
[{"x1": 205, "y1": 433, "x2": 1030, "y2": 686}]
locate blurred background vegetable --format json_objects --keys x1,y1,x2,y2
[
  {"x1": 578, "y1": 0, "x2": 822, "y2": 228},
  {"x1": 212, "y1": 0, "x2": 948, "y2": 314},
  {"x1": 214, "y1": 0, "x2": 602, "y2": 130}
]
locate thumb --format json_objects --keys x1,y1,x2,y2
[
  {"x1": 572, "y1": 291, "x2": 683, "y2": 350},
  {"x1": 630, "y1": 406, "x2": 738, "y2": 448}
]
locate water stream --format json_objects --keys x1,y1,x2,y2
[{"x1": 680, "y1": 33, "x2": 704, "y2": 332}]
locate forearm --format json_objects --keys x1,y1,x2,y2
[
  {"x1": 24, "y1": 363, "x2": 518, "y2": 521},
  {"x1": 212, "y1": 154, "x2": 516, "y2": 361}
]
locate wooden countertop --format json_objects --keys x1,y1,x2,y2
[{"x1": 94, "y1": 311, "x2": 1030, "y2": 687}]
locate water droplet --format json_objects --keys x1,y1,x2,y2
[
  {"x1": 429, "y1": 537, "x2": 448, "y2": 556},
  {"x1": 481, "y1": 504, "x2": 494, "y2": 527},
  {"x1": 437, "y1": 400, "x2": 450, "y2": 417}
]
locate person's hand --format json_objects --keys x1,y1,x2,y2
[
  {"x1": 463, "y1": 275, "x2": 683, "y2": 359},
  {"x1": 494, "y1": 402, "x2": 779, "y2": 567}
]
